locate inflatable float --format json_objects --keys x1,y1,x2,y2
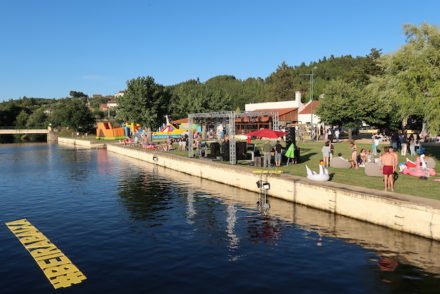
[
  {"x1": 306, "y1": 165, "x2": 330, "y2": 182},
  {"x1": 401, "y1": 156, "x2": 436, "y2": 177}
]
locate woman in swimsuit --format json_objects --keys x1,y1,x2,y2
[{"x1": 350, "y1": 142, "x2": 358, "y2": 169}]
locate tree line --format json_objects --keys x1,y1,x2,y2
[{"x1": 1, "y1": 23, "x2": 439, "y2": 141}]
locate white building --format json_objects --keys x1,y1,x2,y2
[
  {"x1": 298, "y1": 100, "x2": 321, "y2": 125},
  {"x1": 245, "y1": 91, "x2": 303, "y2": 111},
  {"x1": 114, "y1": 91, "x2": 125, "y2": 98},
  {"x1": 244, "y1": 91, "x2": 321, "y2": 125}
]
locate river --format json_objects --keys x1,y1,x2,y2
[{"x1": 0, "y1": 144, "x2": 439, "y2": 293}]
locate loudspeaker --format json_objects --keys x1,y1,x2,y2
[
  {"x1": 222, "y1": 141, "x2": 230, "y2": 161},
  {"x1": 210, "y1": 142, "x2": 221, "y2": 157},
  {"x1": 286, "y1": 127, "x2": 296, "y2": 147},
  {"x1": 236, "y1": 142, "x2": 247, "y2": 160}
]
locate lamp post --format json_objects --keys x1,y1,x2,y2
[{"x1": 301, "y1": 66, "x2": 317, "y2": 138}]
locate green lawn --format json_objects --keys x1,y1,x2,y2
[
  {"x1": 73, "y1": 134, "x2": 440, "y2": 200},
  {"x1": 276, "y1": 141, "x2": 440, "y2": 200},
  {"x1": 168, "y1": 140, "x2": 440, "y2": 200}
]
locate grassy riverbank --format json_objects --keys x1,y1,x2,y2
[
  {"x1": 276, "y1": 141, "x2": 440, "y2": 200},
  {"x1": 169, "y1": 140, "x2": 440, "y2": 200},
  {"x1": 69, "y1": 136, "x2": 440, "y2": 200}
]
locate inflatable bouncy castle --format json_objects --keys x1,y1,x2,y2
[{"x1": 96, "y1": 122, "x2": 125, "y2": 140}]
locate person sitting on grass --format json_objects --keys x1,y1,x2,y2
[
  {"x1": 366, "y1": 149, "x2": 374, "y2": 163},
  {"x1": 357, "y1": 148, "x2": 367, "y2": 167}
]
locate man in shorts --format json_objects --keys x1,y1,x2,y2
[{"x1": 381, "y1": 146, "x2": 397, "y2": 192}]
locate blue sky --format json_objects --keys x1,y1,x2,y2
[{"x1": 0, "y1": 0, "x2": 439, "y2": 100}]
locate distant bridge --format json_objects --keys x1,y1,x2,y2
[
  {"x1": 0, "y1": 128, "x2": 57, "y2": 142},
  {"x1": 0, "y1": 129, "x2": 49, "y2": 135}
]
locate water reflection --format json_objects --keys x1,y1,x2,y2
[
  {"x1": 113, "y1": 153, "x2": 440, "y2": 278},
  {"x1": 186, "y1": 189, "x2": 196, "y2": 225},
  {"x1": 58, "y1": 147, "x2": 94, "y2": 182},
  {"x1": 2, "y1": 145, "x2": 440, "y2": 293},
  {"x1": 117, "y1": 171, "x2": 172, "y2": 221},
  {"x1": 247, "y1": 215, "x2": 283, "y2": 244},
  {"x1": 226, "y1": 203, "x2": 239, "y2": 250}
]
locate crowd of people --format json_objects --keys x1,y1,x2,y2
[{"x1": 119, "y1": 123, "x2": 436, "y2": 193}]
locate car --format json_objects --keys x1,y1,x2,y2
[
  {"x1": 404, "y1": 129, "x2": 418, "y2": 134},
  {"x1": 359, "y1": 126, "x2": 379, "y2": 134}
]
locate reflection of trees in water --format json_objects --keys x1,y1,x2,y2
[
  {"x1": 57, "y1": 148, "x2": 93, "y2": 182},
  {"x1": 118, "y1": 170, "x2": 173, "y2": 221},
  {"x1": 247, "y1": 215, "x2": 283, "y2": 244}
]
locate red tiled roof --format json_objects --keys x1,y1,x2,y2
[{"x1": 299, "y1": 101, "x2": 320, "y2": 114}]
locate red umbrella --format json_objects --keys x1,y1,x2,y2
[{"x1": 246, "y1": 129, "x2": 287, "y2": 139}]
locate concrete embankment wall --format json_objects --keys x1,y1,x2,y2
[
  {"x1": 106, "y1": 144, "x2": 440, "y2": 241},
  {"x1": 58, "y1": 137, "x2": 105, "y2": 148}
]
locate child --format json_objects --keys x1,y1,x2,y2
[{"x1": 366, "y1": 149, "x2": 374, "y2": 163}]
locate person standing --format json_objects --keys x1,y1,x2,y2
[
  {"x1": 381, "y1": 146, "x2": 397, "y2": 192},
  {"x1": 415, "y1": 133, "x2": 421, "y2": 154},
  {"x1": 262, "y1": 140, "x2": 273, "y2": 168},
  {"x1": 321, "y1": 141, "x2": 331, "y2": 167},
  {"x1": 400, "y1": 132, "x2": 408, "y2": 156},
  {"x1": 327, "y1": 128, "x2": 333, "y2": 143},
  {"x1": 274, "y1": 140, "x2": 283, "y2": 167},
  {"x1": 409, "y1": 134, "x2": 416, "y2": 156},
  {"x1": 335, "y1": 128, "x2": 340, "y2": 142},
  {"x1": 388, "y1": 146, "x2": 399, "y2": 171},
  {"x1": 350, "y1": 142, "x2": 358, "y2": 169},
  {"x1": 372, "y1": 133, "x2": 381, "y2": 156},
  {"x1": 285, "y1": 143, "x2": 295, "y2": 165}
]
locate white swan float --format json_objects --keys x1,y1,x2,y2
[{"x1": 306, "y1": 165, "x2": 330, "y2": 182}]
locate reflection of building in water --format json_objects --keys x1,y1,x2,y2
[
  {"x1": 226, "y1": 204, "x2": 239, "y2": 250},
  {"x1": 186, "y1": 189, "x2": 196, "y2": 225},
  {"x1": 97, "y1": 149, "x2": 111, "y2": 175}
]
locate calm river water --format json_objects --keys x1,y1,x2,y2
[{"x1": 1, "y1": 144, "x2": 439, "y2": 293}]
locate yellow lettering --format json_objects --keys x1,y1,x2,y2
[
  {"x1": 5, "y1": 219, "x2": 30, "y2": 226},
  {"x1": 43, "y1": 264, "x2": 80, "y2": 278},
  {"x1": 7, "y1": 224, "x2": 35, "y2": 234},
  {"x1": 37, "y1": 255, "x2": 71, "y2": 270},
  {"x1": 50, "y1": 272, "x2": 87, "y2": 289},
  {"x1": 25, "y1": 240, "x2": 53, "y2": 250},
  {"x1": 15, "y1": 228, "x2": 41, "y2": 236},
  {"x1": 18, "y1": 234, "x2": 48, "y2": 245},
  {"x1": 31, "y1": 248, "x2": 63, "y2": 260},
  {"x1": 5, "y1": 219, "x2": 86, "y2": 289}
]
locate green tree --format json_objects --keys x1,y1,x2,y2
[
  {"x1": 15, "y1": 110, "x2": 29, "y2": 128},
  {"x1": 317, "y1": 80, "x2": 363, "y2": 139},
  {"x1": 27, "y1": 108, "x2": 48, "y2": 128},
  {"x1": 265, "y1": 62, "x2": 296, "y2": 101},
  {"x1": 381, "y1": 23, "x2": 440, "y2": 133},
  {"x1": 50, "y1": 98, "x2": 95, "y2": 132},
  {"x1": 69, "y1": 91, "x2": 88, "y2": 98},
  {"x1": 117, "y1": 76, "x2": 171, "y2": 130}
]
